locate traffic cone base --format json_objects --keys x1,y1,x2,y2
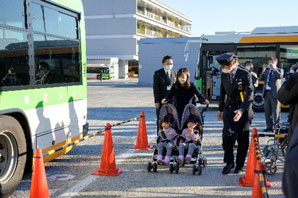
[
  {"x1": 239, "y1": 128, "x2": 258, "y2": 187},
  {"x1": 92, "y1": 168, "x2": 123, "y2": 176},
  {"x1": 131, "y1": 110, "x2": 151, "y2": 150},
  {"x1": 30, "y1": 148, "x2": 49, "y2": 198},
  {"x1": 239, "y1": 176, "x2": 254, "y2": 187},
  {"x1": 130, "y1": 144, "x2": 151, "y2": 150},
  {"x1": 264, "y1": 176, "x2": 272, "y2": 188},
  {"x1": 92, "y1": 123, "x2": 123, "y2": 177}
]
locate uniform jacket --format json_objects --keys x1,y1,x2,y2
[
  {"x1": 219, "y1": 66, "x2": 254, "y2": 114},
  {"x1": 153, "y1": 68, "x2": 176, "y2": 104},
  {"x1": 277, "y1": 72, "x2": 298, "y2": 144},
  {"x1": 259, "y1": 68, "x2": 283, "y2": 98}
]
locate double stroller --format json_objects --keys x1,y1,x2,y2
[{"x1": 147, "y1": 103, "x2": 208, "y2": 175}]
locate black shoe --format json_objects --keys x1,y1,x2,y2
[
  {"x1": 222, "y1": 163, "x2": 234, "y2": 175},
  {"x1": 263, "y1": 128, "x2": 272, "y2": 132},
  {"x1": 234, "y1": 166, "x2": 243, "y2": 174}
]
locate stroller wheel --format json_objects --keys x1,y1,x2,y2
[
  {"x1": 203, "y1": 158, "x2": 207, "y2": 168},
  {"x1": 264, "y1": 161, "x2": 277, "y2": 175},
  {"x1": 198, "y1": 165, "x2": 202, "y2": 175},
  {"x1": 175, "y1": 163, "x2": 179, "y2": 174},
  {"x1": 192, "y1": 165, "x2": 197, "y2": 175},
  {"x1": 153, "y1": 163, "x2": 157, "y2": 172},
  {"x1": 169, "y1": 164, "x2": 174, "y2": 173},
  {"x1": 147, "y1": 162, "x2": 152, "y2": 172},
  {"x1": 198, "y1": 158, "x2": 203, "y2": 165}
]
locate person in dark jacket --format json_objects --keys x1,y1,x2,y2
[
  {"x1": 277, "y1": 71, "x2": 298, "y2": 145},
  {"x1": 153, "y1": 56, "x2": 177, "y2": 133},
  {"x1": 161, "y1": 67, "x2": 209, "y2": 119},
  {"x1": 216, "y1": 53, "x2": 254, "y2": 175},
  {"x1": 282, "y1": 125, "x2": 298, "y2": 198},
  {"x1": 259, "y1": 57, "x2": 283, "y2": 131}
]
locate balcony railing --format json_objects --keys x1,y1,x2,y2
[{"x1": 137, "y1": 8, "x2": 190, "y2": 33}]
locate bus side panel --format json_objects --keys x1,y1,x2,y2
[{"x1": 26, "y1": 99, "x2": 87, "y2": 151}]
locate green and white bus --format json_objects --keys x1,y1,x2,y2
[
  {"x1": 0, "y1": 0, "x2": 87, "y2": 196},
  {"x1": 87, "y1": 65, "x2": 114, "y2": 80}
]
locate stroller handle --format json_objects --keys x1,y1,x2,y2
[{"x1": 200, "y1": 103, "x2": 209, "y2": 115}]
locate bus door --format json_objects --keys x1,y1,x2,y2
[{"x1": 200, "y1": 44, "x2": 235, "y2": 101}]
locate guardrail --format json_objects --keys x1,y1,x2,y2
[{"x1": 43, "y1": 116, "x2": 141, "y2": 157}]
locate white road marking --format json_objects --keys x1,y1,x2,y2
[
  {"x1": 57, "y1": 134, "x2": 156, "y2": 198},
  {"x1": 48, "y1": 174, "x2": 75, "y2": 181}
]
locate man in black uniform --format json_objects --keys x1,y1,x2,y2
[
  {"x1": 216, "y1": 53, "x2": 254, "y2": 175},
  {"x1": 153, "y1": 55, "x2": 176, "y2": 134}
]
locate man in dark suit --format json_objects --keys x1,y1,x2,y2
[
  {"x1": 216, "y1": 53, "x2": 254, "y2": 175},
  {"x1": 278, "y1": 71, "x2": 298, "y2": 146},
  {"x1": 259, "y1": 57, "x2": 283, "y2": 132},
  {"x1": 282, "y1": 125, "x2": 298, "y2": 198},
  {"x1": 37, "y1": 61, "x2": 55, "y2": 84},
  {"x1": 153, "y1": 55, "x2": 176, "y2": 134}
]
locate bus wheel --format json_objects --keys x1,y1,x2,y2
[
  {"x1": 253, "y1": 90, "x2": 264, "y2": 112},
  {"x1": 0, "y1": 115, "x2": 27, "y2": 197},
  {"x1": 97, "y1": 75, "x2": 101, "y2": 80}
]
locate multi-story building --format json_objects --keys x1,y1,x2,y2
[{"x1": 82, "y1": 0, "x2": 192, "y2": 78}]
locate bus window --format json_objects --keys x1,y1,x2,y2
[
  {"x1": 237, "y1": 45, "x2": 276, "y2": 75},
  {"x1": 280, "y1": 45, "x2": 298, "y2": 78},
  {"x1": 32, "y1": 3, "x2": 80, "y2": 85},
  {"x1": 0, "y1": 29, "x2": 30, "y2": 87},
  {"x1": 34, "y1": 36, "x2": 81, "y2": 84},
  {"x1": 0, "y1": 0, "x2": 25, "y2": 29}
]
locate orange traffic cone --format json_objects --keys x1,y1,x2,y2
[
  {"x1": 131, "y1": 110, "x2": 151, "y2": 150},
  {"x1": 92, "y1": 123, "x2": 123, "y2": 176},
  {"x1": 252, "y1": 162, "x2": 269, "y2": 198},
  {"x1": 30, "y1": 148, "x2": 49, "y2": 198},
  {"x1": 239, "y1": 128, "x2": 258, "y2": 187}
]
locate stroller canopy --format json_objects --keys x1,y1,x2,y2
[
  {"x1": 180, "y1": 104, "x2": 202, "y2": 131},
  {"x1": 159, "y1": 103, "x2": 180, "y2": 130}
]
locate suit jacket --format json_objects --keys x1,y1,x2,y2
[
  {"x1": 219, "y1": 66, "x2": 254, "y2": 114},
  {"x1": 153, "y1": 68, "x2": 176, "y2": 104},
  {"x1": 277, "y1": 72, "x2": 298, "y2": 144},
  {"x1": 259, "y1": 68, "x2": 283, "y2": 98},
  {"x1": 282, "y1": 125, "x2": 298, "y2": 198}
]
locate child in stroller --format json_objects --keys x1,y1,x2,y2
[
  {"x1": 147, "y1": 103, "x2": 180, "y2": 173},
  {"x1": 177, "y1": 104, "x2": 207, "y2": 175},
  {"x1": 157, "y1": 114, "x2": 179, "y2": 165},
  {"x1": 177, "y1": 115, "x2": 201, "y2": 165}
]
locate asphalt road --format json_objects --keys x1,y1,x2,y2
[{"x1": 11, "y1": 79, "x2": 286, "y2": 198}]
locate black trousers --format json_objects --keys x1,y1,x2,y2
[{"x1": 222, "y1": 108, "x2": 250, "y2": 168}]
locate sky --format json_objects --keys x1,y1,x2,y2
[{"x1": 161, "y1": 0, "x2": 298, "y2": 36}]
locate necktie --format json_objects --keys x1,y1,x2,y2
[{"x1": 167, "y1": 71, "x2": 171, "y2": 85}]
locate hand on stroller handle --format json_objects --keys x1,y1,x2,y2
[{"x1": 161, "y1": 99, "x2": 168, "y2": 104}]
